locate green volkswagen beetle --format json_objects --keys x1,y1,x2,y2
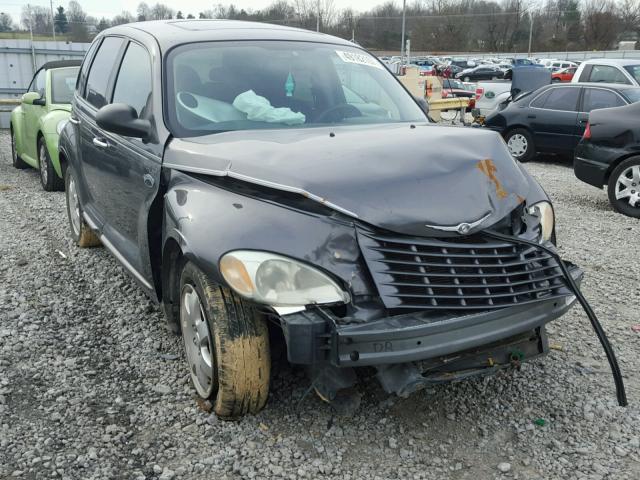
[{"x1": 10, "y1": 60, "x2": 81, "y2": 191}]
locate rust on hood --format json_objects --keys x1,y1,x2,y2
[{"x1": 477, "y1": 158, "x2": 508, "y2": 199}]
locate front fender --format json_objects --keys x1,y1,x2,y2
[
  {"x1": 162, "y1": 170, "x2": 374, "y2": 297},
  {"x1": 9, "y1": 105, "x2": 24, "y2": 154},
  {"x1": 40, "y1": 109, "x2": 71, "y2": 177}
]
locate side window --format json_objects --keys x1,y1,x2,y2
[
  {"x1": 76, "y1": 39, "x2": 101, "y2": 94},
  {"x1": 530, "y1": 90, "x2": 551, "y2": 108},
  {"x1": 112, "y1": 42, "x2": 152, "y2": 118},
  {"x1": 582, "y1": 88, "x2": 625, "y2": 112},
  {"x1": 589, "y1": 65, "x2": 630, "y2": 84},
  {"x1": 85, "y1": 37, "x2": 125, "y2": 109},
  {"x1": 539, "y1": 87, "x2": 580, "y2": 111},
  {"x1": 29, "y1": 69, "x2": 46, "y2": 97}
]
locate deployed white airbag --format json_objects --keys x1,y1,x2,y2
[{"x1": 232, "y1": 90, "x2": 305, "y2": 125}]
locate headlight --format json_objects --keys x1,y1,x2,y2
[
  {"x1": 219, "y1": 251, "x2": 350, "y2": 307},
  {"x1": 56, "y1": 119, "x2": 68, "y2": 135},
  {"x1": 527, "y1": 201, "x2": 554, "y2": 242}
]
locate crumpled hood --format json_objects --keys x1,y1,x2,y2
[{"x1": 164, "y1": 123, "x2": 531, "y2": 236}]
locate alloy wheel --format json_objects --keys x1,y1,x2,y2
[
  {"x1": 39, "y1": 144, "x2": 48, "y2": 186},
  {"x1": 507, "y1": 133, "x2": 528, "y2": 158},
  {"x1": 614, "y1": 165, "x2": 640, "y2": 208},
  {"x1": 67, "y1": 175, "x2": 81, "y2": 237},
  {"x1": 181, "y1": 284, "x2": 216, "y2": 398}
]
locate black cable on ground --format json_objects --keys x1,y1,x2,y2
[{"x1": 483, "y1": 230, "x2": 628, "y2": 407}]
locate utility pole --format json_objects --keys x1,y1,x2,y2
[
  {"x1": 400, "y1": 0, "x2": 406, "y2": 63},
  {"x1": 528, "y1": 13, "x2": 534, "y2": 57},
  {"x1": 50, "y1": 0, "x2": 56, "y2": 41},
  {"x1": 316, "y1": 0, "x2": 320, "y2": 32}
]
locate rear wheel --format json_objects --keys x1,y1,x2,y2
[
  {"x1": 552, "y1": 78, "x2": 561, "y2": 83},
  {"x1": 179, "y1": 261, "x2": 270, "y2": 419},
  {"x1": 38, "y1": 137, "x2": 64, "y2": 192},
  {"x1": 65, "y1": 168, "x2": 101, "y2": 247},
  {"x1": 505, "y1": 128, "x2": 535, "y2": 162},
  {"x1": 11, "y1": 128, "x2": 29, "y2": 169},
  {"x1": 607, "y1": 157, "x2": 640, "y2": 218}
]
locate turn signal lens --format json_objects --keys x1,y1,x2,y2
[{"x1": 219, "y1": 255, "x2": 255, "y2": 296}]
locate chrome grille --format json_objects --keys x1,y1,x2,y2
[{"x1": 358, "y1": 229, "x2": 566, "y2": 311}]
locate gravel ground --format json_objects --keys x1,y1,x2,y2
[{"x1": 1, "y1": 129, "x2": 639, "y2": 480}]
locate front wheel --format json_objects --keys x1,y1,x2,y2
[
  {"x1": 179, "y1": 261, "x2": 270, "y2": 418},
  {"x1": 504, "y1": 128, "x2": 535, "y2": 162},
  {"x1": 607, "y1": 158, "x2": 640, "y2": 218},
  {"x1": 65, "y1": 168, "x2": 101, "y2": 247},
  {"x1": 38, "y1": 137, "x2": 64, "y2": 191}
]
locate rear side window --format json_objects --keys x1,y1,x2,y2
[
  {"x1": 532, "y1": 87, "x2": 579, "y2": 111},
  {"x1": 85, "y1": 37, "x2": 125, "y2": 109},
  {"x1": 588, "y1": 65, "x2": 630, "y2": 84},
  {"x1": 112, "y1": 42, "x2": 152, "y2": 118},
  {"x1": 582, "y1": 88, "x2": 625, "y2": 112}
]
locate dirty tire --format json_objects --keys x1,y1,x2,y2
[
  {"x1": 179, "y1": 261, "x2": 270, "y2": 419},
  {"x1": 11, "y1": 127, "x2": 29, "y2": 169},
  {"x1": 38, "y1": 137, "x2": 64, "y2": 192},
  {"x1": 607, "y1": 157, "x2": 640, "y2": 218},
  {"x1": 504, "y1": 128, "x2": 535, "y2": 162},
  {"x1": 65, "y1": 168, "x2": 101, "y2": 247}
]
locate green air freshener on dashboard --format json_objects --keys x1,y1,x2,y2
[{"x1": 285, "y1": 72, "x2": 295, "y2": 97}]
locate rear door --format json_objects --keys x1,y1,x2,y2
[
  {"x1": 577, "y1": 87, "x2": 628, "y2": 138},
  {"x1": 528, "y1": 86, "x2": 581, "y2": 153}
]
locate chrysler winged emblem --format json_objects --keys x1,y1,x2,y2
[{"x1": 426, "y1": 213, "x2": 491, "y2": 234}]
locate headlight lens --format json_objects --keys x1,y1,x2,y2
[
  {"x1": 528, "y1": 201, "x2": 554, "y2": 242},
  {"x1": 219, "y1": 251, "x2": 350, "y2": 307},
  {"x1": 56, "y1": 119, "x2": 68, "y2": 135}
]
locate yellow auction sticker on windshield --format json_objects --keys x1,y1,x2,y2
[{"x1": 335, "y1": 50, "x2": 383, "y2": 70}]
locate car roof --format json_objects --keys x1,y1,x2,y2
[
  {"x1": 579, "y1": 58, "x2": 640, "y2": 66},
  {"x1": 109, "y1": 19, "x2": 355, "y2": 52},
  {"x1": 554, "y1": 82, "x2": 640, "y2": 90},
  {"x1": 40, "y1": 59, "x2": 82, "y2": 70}
]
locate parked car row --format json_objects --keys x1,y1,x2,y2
[{"x1": 10, "y1": 20, "x2": 593, "y2": 419}]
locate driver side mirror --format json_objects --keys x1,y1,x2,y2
[
  {"x1": 22, "y1": 91, "x2": 45, "y2": 106},
  {"x1": 96, "y1": 103, "x2": 151, "y2": 139},
  {"x1": 414, "y1": 95, "x2": 430, "y2": 115}
]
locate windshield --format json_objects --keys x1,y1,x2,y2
[
  {"x1": 166, "y1": 41, "x2": 426, "y2": 137},
  {"x1": 622, "y1": 87, "x2": 640, "y2": 104},
  {"x1": 51, "y1": 67, "x2": 79, "y2": 104},
  {"x1": 624, "y1": 65, "x2": 640, "y2": 84}
]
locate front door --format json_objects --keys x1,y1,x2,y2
[{"x1": 22, "y1": 69, "x2": 47, "y2": 163}]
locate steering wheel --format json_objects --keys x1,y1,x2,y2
[{"x1": 315, "y1": 103, "x2": 362, "y2": 123}]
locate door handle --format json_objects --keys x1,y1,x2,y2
[
  {"x1": 69, "y1": 117, "x2": 80, "y2": 125},
  {"x1": 527, "y1": 114, "x2": 536, "y2": 119},
  {"x1": 92, "y1": 137, "x2": 109, "y2": 148}
]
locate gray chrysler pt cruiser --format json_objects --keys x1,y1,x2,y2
[{"x1": 59, "y1": 20, "x2": 582, "y2": 418}]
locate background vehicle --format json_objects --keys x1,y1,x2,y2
[
  {"x1": 59, "y1": 20, "x2": 579, "y2": 419},
  {"x1": 441, "y1": 78, "x2": 476, "y2": 109},
  {"x1": 484, "y1": 83, "x2": 640, "y2": 161},
  {"x1": 552, "y1": 67, "x2": 577, "y2": 83},
  {"x1": 549, "y1": 61, "x2": 577, "y2": 72},
  {"x1": 456, "y1": 65, "x2": 504, "y2": 82},
  {"x1": 572, "y1": 59, "x2": 640, "y2": 85},
  {"x1": 473, "y1": 66, "x2": 550, "y2": 119},
  {"x1": 10, "y1": 60, "x2": 81, "y2": 191},
  {"x1": 574, "y1": 102, "x2": 640, "y2": 217}
]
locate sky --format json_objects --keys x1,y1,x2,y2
[{"x1": 3, "y1": 0, "x2": 383, "y2": 24}]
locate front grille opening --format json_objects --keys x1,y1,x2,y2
[{"x1": 359, "y1": 229, "x2": 565, "y2": 312}]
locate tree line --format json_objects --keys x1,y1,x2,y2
[{"x1": 4, "y1": 0, "x2": 639, "y2": 52}]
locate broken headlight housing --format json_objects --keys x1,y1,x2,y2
[
  {"x1": 219, "y1": 251, "x2": 350, "y2": 307},
  {"x1": 527, "y1": 201, "x2": 554, "y2": 242}
]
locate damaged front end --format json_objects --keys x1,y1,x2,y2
[{"x1": 279, "y1": 214, "x2": 582, "y2": 401}]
